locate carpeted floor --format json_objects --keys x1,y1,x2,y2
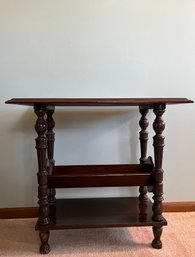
[{"x1": 0, "y1": 212, "x2": 194, "y2": 257}]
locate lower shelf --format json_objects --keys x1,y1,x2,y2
[{"x1": 35, "y1": 197, "x2": 167, "y2": 231}]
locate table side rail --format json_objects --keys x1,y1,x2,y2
[{"x1": 48, "y1": 163, "x2": 154, "y2": 188}]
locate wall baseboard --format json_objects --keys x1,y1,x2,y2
[
  {"x1": 0, "y1": 207, "x2": 38, "y2": 219},
  {"x1": 163, "y1": 202, "x2": 195, "y2": 212},
  {"x1": 0, "y1": 202, "x2": 194, "y2": 219}
]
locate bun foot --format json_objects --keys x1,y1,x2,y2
[
  {"x1": 40, "y1": 243, "x2": 50, "y2": 254},
  {"x1": 152, "y1": 239, "x2": 162, "y2": 249}
]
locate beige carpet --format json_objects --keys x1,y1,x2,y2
[{"x1": 0, "y1": 212, "x2": 194, "y2": 257}]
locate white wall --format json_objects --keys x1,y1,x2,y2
[{"x1": 0, "y1": 0, "x2": 194, "y2": 207}]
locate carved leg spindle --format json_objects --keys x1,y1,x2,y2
[
  {"x1": 39, "y1": 231, "x2": 50, "y2": 254},
  {"x1": 139, "y1": 200, "x2": 148, "y2": 222},
  {"x1": 34, "y1": 104, "x2": 50, "y2": 253},
  {"x1": 151, "y1": 104, "x2": 165, "y2": 249},
  {"x1": 46, "y1": 106, "x2": 56, "y2": 223},
  {"x1": 152, "y1": 104, "x2": 165, "y2": 222},
  {"x1": 152, "y1": 226, "x2": 163, "y2": 249},
  {"x1": 139, "y1": 107, "x2": 149, "y2": 201},
  {"x1": 46, "y1": 106, "x2": 55, "y2": 175}
]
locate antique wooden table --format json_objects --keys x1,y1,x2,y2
[{"x1": 5, "y1": 98, "x2": 193, "y2": 254}]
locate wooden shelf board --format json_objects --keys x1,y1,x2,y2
[{"x1": 35, "y1": 197, "x2": 167, "y2": 231}]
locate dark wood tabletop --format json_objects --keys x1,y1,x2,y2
[{"x1": 5, "y1": 98, "x2": 193, "y2": 106}]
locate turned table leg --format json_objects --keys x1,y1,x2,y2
[
  {"x1": 139, "y1": 107, "x2": 149, "y2": 201},
  {"x1": 39, "y1": 231, "x2": 50, "y2": 254},
  {"x1": 152, "y1": 226, "x2": 163, "y2": 249},
  {"x1": 152, "y1": 104, "x2": 166, "y2": 248},
  {"x1": 34, "y1": 104, "x2": 50, "y2": 254},
  {"x1": 46, "y1": 106, "x2": 56, "y2": 223}
]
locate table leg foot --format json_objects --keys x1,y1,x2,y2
[
  {"x1": 152, "y1": 226, "x2": 162, "y2": 249},
  {"x1": 39, "y1": 231, "x2": 50, "y2": 254}
]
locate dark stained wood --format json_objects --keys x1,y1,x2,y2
[
  {"x1": 152, "y1": 226, "x2": 163, "y2": 249},
  {"x1": 35, "y1": 197, "x2": 167, "y2": 231},
  {"x1": 48, "y1": 164, "x2": 153, "y2": 188},
  {"x1": 144, "y1": 158, "x2": 154, "y2": 193},
  {"x1": 139, "y1": 107, "x2": 149, "y2": 201},
  {"x1": 46, "y1": 106, "x2": 56, "y2": 223},
  {"x1": 152, "y1": 104, "x2": 166, "y2": 222},
  {"x1": 5, "y1": 98, "x2": 193, "y2": 106},
  {"x1": 139, "y1": 107, "x2": 149, "y2": 163},
  {"x1": 39, "y1": 231, "x2": 50, "y2": 254},
  {"x1": 51, "y1": 163, "x2": 153, "y2": 174},
  {"x1": 34, "y1": 105, "x2": 50, "y2": 226},
  {"x1": 46, "y1": 106, "x2": 55, "y2": 175},
  {"x1": 48, "y1": 173, "x2": 152, "y2": 188}
]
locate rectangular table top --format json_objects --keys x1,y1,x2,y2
[{"x1": 5, "y1": 98, "x2": 193, "y2": 106}]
